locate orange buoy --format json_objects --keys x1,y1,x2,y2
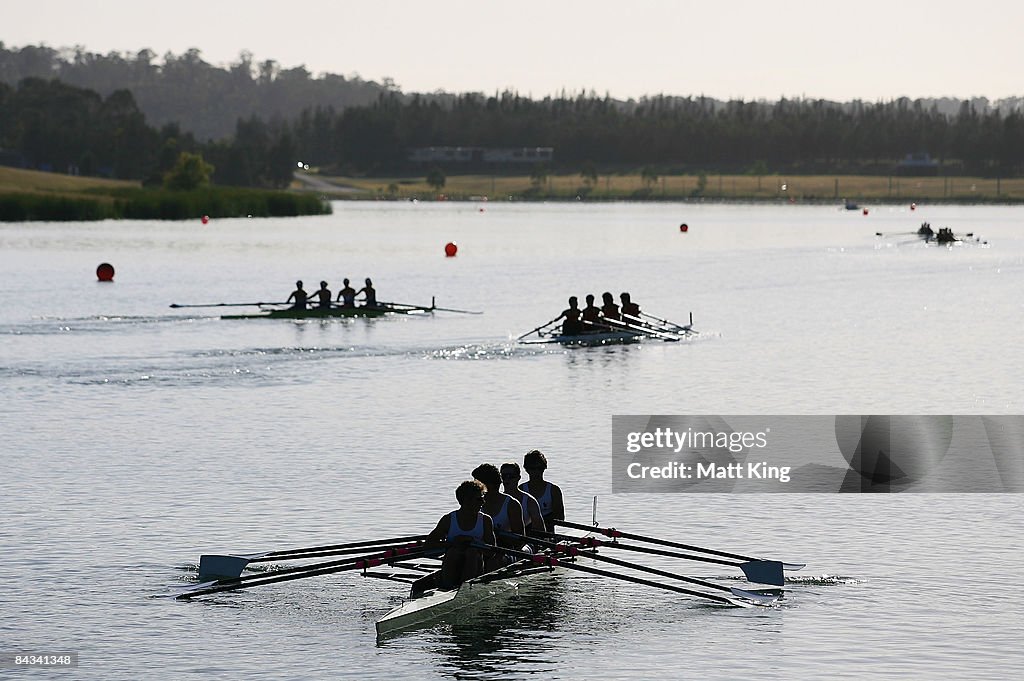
[
  {"x1": 201, "y1": 215, "x2": 210, "y2": 224},
  {"x1": 96, "y1": 263, "x2": 115, "y2": 282},
  {"x1": 679, "y1": 223, "x2": 689, "y2": 232},
  {"x1": 444, "y1": 242, "x2": 458, "y2": 257}
]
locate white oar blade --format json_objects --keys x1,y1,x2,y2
[
  {"x1": 782, "y1": 562, "x2": 806, "y2": 571},
  {"x1": 739, "y1": 559, "x2": 785, "y2": 586},
  {"x1": 729, "y1": 587, "x2": 783, "y2": 606},
  {"x1": 163, "y1": 580, "x2": 221, "y2": 598}
]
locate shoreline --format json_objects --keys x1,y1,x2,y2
[{"x1": 301, "y1": 171, "x2": 1024, "y2": 204}]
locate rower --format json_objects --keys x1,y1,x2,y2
[
  {"x1": 425, "y1": 480, "x2": 495, "y2": 589},
  {"x1": 286, "y1": 280, "x2": 308, "y2": 310},
  {"x1": 336, "y1": 278, "x2": 357, "y2": 308},
  {"x1": 620, "y1": 292, "x2": 641, "y2": 320},
  {"x1": 581, "y1": 294, "x2": 602, "y2": 333},
  {"x1": 472, "y1": 463, "x2": 526, "y2": 570},
  {"x1": 600, "y1": 291, "x2": 620, "y2": 321},
  {"x1": 519, "y1": 449, "x2": 565, "y2": 533},
  {"x1": 312, "y1": 281, "x2": 332, "y2": 309},
  {"x1": 358, "y1": 278, "x2": 377, "y2": 307},
  {"x1": 554, "y1": 296, "x2": 583, "y2": 336},
  {"x1": 500, "y1": 462, "x2": 545, "y2": 537}
]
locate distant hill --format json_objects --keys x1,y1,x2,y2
[
  {"x1": 0, "y1": 43, "x2": 400, "y2": 141},
  {"x1": 3, "y1": 43, "x2": 1021, "y2": 143}
]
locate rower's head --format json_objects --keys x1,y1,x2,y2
[
  {"x1": 365, "y1": 278, "x2": 373, "y2": 286},
  {"x1": 620, "y1": 292, "x2": 631, "y2": 303},
  {"x1": 586, "y1": 294, "x2": 595, "y2": 305},
  {"x1": 320, "y1": 281, "x2": 328, "y2": 289},
  {"x1": 455, "y1": 479, "x2": 486, "y2": 509},
  {"x1": 500, "y1": 462, "x2": 522, "y2": 489},
  {"x1": 568, "y1": 296, "x2": 578, "y2": 308},
  {"x1": 523, "y1": 449, "x2": 548, "y2": 475},
  {"x1": 471, "y1": 463, "x2": 502, "y2": 493},
  {"x1": 296, "y1": 280, "x2": 303, "y2": 289},
  {"x1": 343, "y1": 278, "x2": 350, "y2": 285},
  {"x1": 602, "y1": 291, "x2": 613, "y2": 305}
]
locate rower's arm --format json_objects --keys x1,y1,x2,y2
[
  {"x1": 481, "y1": 515, "x2": 496, "y2": 547},
  {"x1": 528, "y1": 498, "x2": 545, "y2": 530},
  {"x1": 425, "y1": 516, "x2": 450, "y2": 547},
  {"x1": 508, "y1": 498, "x2": 525, "y2": 536},
  {"x1": 551, "y1": 484, "x2": 565, "y2": 522}
]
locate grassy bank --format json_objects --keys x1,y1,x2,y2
[
  {"x1": 312, "y1": 171, "x2": 1024, "y2": 203},
  {"x1": 0, "y1": 167, "x2": 331, "y2": 221}
]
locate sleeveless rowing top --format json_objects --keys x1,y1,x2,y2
[
  {"x1": 445, "y1": 511, "x2": 484, "y2": 542},
  {"x1": 341, "y1": 289, "x2": 356, "y2": 306},
  {"x1": 520, "y1": 482, "x2": 553, "y2": 516},
  {"x1": 517, "y1": 490, "x2": 540, "y2": 527},
  {"x1": 489, "y1": 497, "x2": 514, "y2": 534}
]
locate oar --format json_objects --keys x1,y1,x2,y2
[
  {"x1": 555, "y1": 519, "x2": 804, "y2": 573},
  {"x1": 179, "y1": 545, "x2": 432, "y2": 599},
  {"x1": 622, "y1": 313, "x2": 691, "y2": 338},
  {"x1": 199, "y1": 533, "x2": 427, "y2": 579},
  {"x1": 517, "y1": 316, "x2": 561, "y2": 340},
  {"x1": 600, "y1": 317, "x2": 680, "y2": 342},
  {"x1": 170, "y1": 302, "x2": 290, "y2": 308},
  {"x1": 379, "y1": 298, "x2": 483, "y2": 314},
  {"x1": 484, "y1": 544, "x2": 760, "y2": 607},
  {"x1": 533, "y1": 529, "x2": 784, "y2": 586},
  {"x1": 640, "y1": 311, "x2": 696, "y2": 335},
  {"x1": 505, "y1": 533, "x2": 779, "y2": 604}
]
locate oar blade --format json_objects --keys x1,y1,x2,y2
[
  {"x1": 729, "y1": 586, "x2": 783, "y2": 605},
  {"x1": 739, "y1": 559, "x2": 786, "y2": 586},
  {"x1": 198, "y1": 553, "x2": 266, "y2": 580}
]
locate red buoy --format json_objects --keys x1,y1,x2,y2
[
  {"x1": 862, "y1": 208, "x2": 869, "y2": 216},
  {"x1": 444, "y1": 242, "x2": 458, "y2": 257},
  {"x1": 679, "y1": 223, "x2": 689, "y2": 232},
  {"x1": 96, "y1": 263, "x2": 115, "y2": 282},
  {"x1": 201, "y1": 215, "x2": 210, "y2": 224},
  {"x1": 910, "y1": 203, "x2": 916, "y2": 211}
]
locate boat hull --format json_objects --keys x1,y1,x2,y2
[
  {"x1": 221, "y1": 306, "x2": 428, "y2": 320},
  {"x1": 520, "y1": 330, "x2": 642, "y2": 346},
  {"x1": 374, "y1": 561, "x2": 557, "y2": 637}
]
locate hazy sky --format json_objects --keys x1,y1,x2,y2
[{"x1": 5, "y1": 0, "x2": 1022, "y2": 101}]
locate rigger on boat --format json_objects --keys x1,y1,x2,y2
[{"x1": 176, "y1": 520, "x2": 802, "y2": 638}]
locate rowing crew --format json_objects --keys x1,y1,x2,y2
[
  {"x1": 554, "y1": 292, "x2": 642, "y2": 336},
  {"x1": 426, "y1": 449, "x2": 565, "y2": 590},
  {"x1": 286, "y1": 278, "x2": 378, "y2": 310},
  {"x1": 918, "y1": 223, "x2": 968, "y2": 244}
]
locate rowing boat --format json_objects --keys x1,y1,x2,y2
[
  {"x1": 374, "y1": 555, "x2": 563, "y2": 637},
  {"x1": 221, "y1": 304, "x2": 432, "y2": 320},
  {"x1": 372, "y1": 557, "x2": 561, "y2": 634},
  {"x1": 520, "y1": 329, "x2": 643, "y2": 346}
]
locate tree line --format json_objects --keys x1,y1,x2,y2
[
  {"x1": 0, "y1": 78, "x2": 297, "y2": 187},
  {"x1": 2, "y1": 42, "x2": 1024, "y2": 180},
  {"x1": 288, "y1": 91, "x2": 1024, "y2": 177}
]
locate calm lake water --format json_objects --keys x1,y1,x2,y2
[{"x1": 1, "y1": 201, "x2": 1022, "y2": 679}]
